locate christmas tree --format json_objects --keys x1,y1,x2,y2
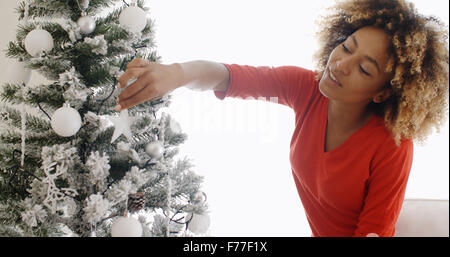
[{"x1": 0, "y1": 0, "x2": 209, "y2": 237}]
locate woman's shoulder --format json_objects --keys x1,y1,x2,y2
[
  {"x1": 365, "y1": 115, "x2": 414, "y2": 178},
  {"x1": 369, "y1": 114, "x2": 414, "y2": 152},
  {"x1": 270, "y1": 65, "x2": 321, "y2": 110}
]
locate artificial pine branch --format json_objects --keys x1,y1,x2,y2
[
  {"x1": 17, "y1": 0, "x2": 73, "y2": 21},
  {"x1": 79, "y1": 64, "x2": 113, "y2": 87},
  {"x1": 0, "y1": 83, "x2": 24, "y2": 104},
  {"x1": 0, "y1": 106, "x2": 51, "y2": 132},
  {"x1": 95, "y1": 6, "x2": 123, "y2": 25},
  {"x1": 5, "y1": 41, "x2": 28, "y2": 60},
  {"x1": 0, "y1": 130, "x2": 71, "y2": 146},
  {"x1": 18, "y1": 0, "x2": 116, "y2": 21},
  {"x1": 25, "y1": 83, "x2": 66, "y2": 109}
]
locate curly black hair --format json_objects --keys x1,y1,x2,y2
[{"x1": 313, "y1": 0, "x2": 449, "y2": 146}]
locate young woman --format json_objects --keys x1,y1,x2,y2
[{"x1": 115, "y1": 0, "x2": 449, "y2": 236}]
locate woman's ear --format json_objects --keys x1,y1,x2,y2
[{"x1": 373, "y1": 88, "x2": 392, "y2": 103}]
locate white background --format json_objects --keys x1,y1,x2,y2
[{"x1": 0, "y1": 0, "x2": 448, "y2": 236}]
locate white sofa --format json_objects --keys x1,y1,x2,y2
[{"x1": 394, "y1": 199, "x2": 449, "y2": 237}]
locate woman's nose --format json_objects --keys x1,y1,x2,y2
[{"x1": 335, "y1": 58, "x2": 351, "y2": 76}]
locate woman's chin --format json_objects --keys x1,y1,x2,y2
[{"x1": 318, "y1": 80, "x2": 332, "y2": 99}]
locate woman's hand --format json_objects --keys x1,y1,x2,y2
[{"x1": 115, "y1": 58, "x2": 182, "y2": 111}]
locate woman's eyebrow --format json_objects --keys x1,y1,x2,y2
[
  {"x1": 351, "y1": 35, "x2": 380, "y2": 73},
  {"x1": 351, "y1": 35, "x2": 358, "y2": 47}
]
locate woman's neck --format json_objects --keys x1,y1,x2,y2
[{"x1": 327, "y1": 99, "x2": 372, "y2": 132}]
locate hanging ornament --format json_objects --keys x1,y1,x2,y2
[
  {"x1": 118, "y1": 3, "x2": 147, "y2": 33},
  {"x1": 186, "y1": 212, "x2": 211, "y2": 234},
  {"x1": 50, "y1": 104, "x2": 82, "y2": 137},
  {"x1": 6, "y1": 60, "x2": 32, "y2": 167},
  {"x1": 41, "y1": 162, "x2": 78, "y2": 214},
  {"x1": 77, "y1": 12, "x2": 96, "y2": 35},
  {"x1": 24, "y1": 29, "x2": 54, "y2": 56},
  {"x1": 111, "y1": 213, "x2": 143, "y2": 237},
  {"x1": 7, "y1": 60, "x2": 32, "y2": 85},
  {"x1": 20, "y1": 86, "x2": 27, "y2": 167},
  {"x1": 109, "y1": 109, "x2": 135, "y2": 143},
  {"x1": 145, "y1": 141, "x2": 164, "y2": 159}
]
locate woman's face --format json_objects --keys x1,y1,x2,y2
[{"x1": 319, "y1": 26, "x2": 393, "y2": 105}]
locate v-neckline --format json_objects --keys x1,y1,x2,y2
[{"x1": 322, "y1": 98, "x2": 375, "y2": 156}]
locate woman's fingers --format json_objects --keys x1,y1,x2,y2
[
  {"x1": 114, "y1": 60, "x2": 176, "y2": 111},
  {"x1": 126, "y1": 58, "x2": 150, "y2": 69},
  {"x1": 117, "y1": 73, "x2": 159, "y2": 110},
  {"x1": 117, "y1": 67, "x2": 147, "y2": 89},
  {"x1": 117, "y1": 86, "x2": 158, "y2": 110},
  {"x1": 117, "y1": 75, "x2": 151, "y2": 103}
]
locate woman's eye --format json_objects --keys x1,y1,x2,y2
[
  {"x1": 360, "y1": 65, "x2": 370, "y2": 76},
  {"x1": 342, "y1": 44, "x2": 350, "y2": 53},
  {"x1": 342, "y1": 43, "x2": 370, "y2": 76}
]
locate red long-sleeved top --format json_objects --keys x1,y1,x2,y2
[{"x1": 214, "y1": 64, "x2": 413, "y2": 237}]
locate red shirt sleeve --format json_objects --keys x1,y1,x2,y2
[
  {"x1": 214, "y1": 63, "x2": 317, "y2": 109},
  {"x1": 353, "y1": 137, "x2": 414, "y2": 237}
]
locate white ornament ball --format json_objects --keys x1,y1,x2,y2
[
  {"x1": 77, "y1": 15, "x2": 96, "y2": 35},
  {"x1": 7, "y1": 60, "x2": 32, "y2": 85},
  {"x1": 187, "y1": 213, "x2": 211, "y2": 234},
  {"x1": 118, "y1": 6, "x2": 147, "y2": 33},
  {"x1": 51, "y1": 105, "x2": 82, "y2": 137},
  {"x1": 111, "y1": 216, "x2": 143, "y2": 237},
  {"x1": 145, "y1": 141, "x2": 164, "y2": 159},
  {"x1": 24, "y1": 29, "x2": 54, "y2": 57}
]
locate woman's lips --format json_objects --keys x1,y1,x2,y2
[{"x1": 327, "y1": 68, "x2": 342, "y2": 87}]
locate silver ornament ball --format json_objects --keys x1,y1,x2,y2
[{"x1": 77, "y1": 15, "x2": 96, "y2": 35}]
